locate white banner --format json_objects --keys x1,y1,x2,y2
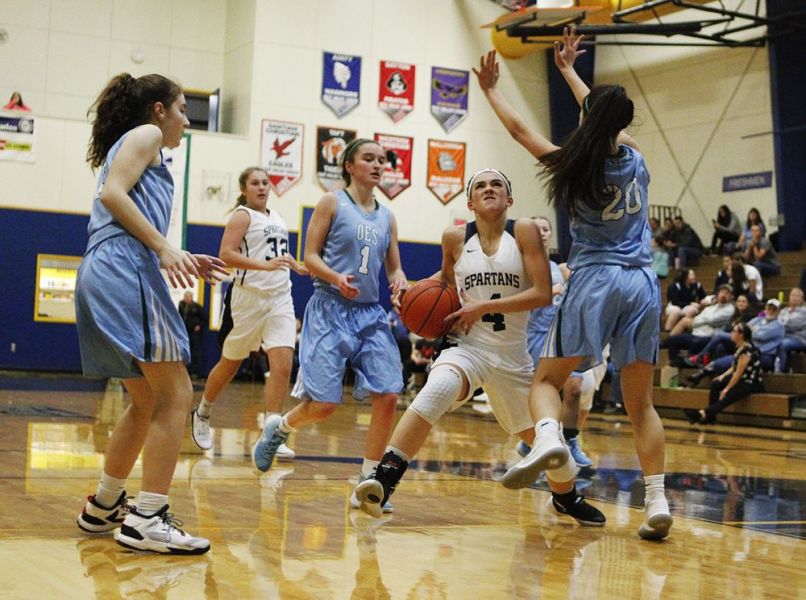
[
  {"x1": 0, "y1": 112, "x2": 36, "y2": 162},
  {"x1": 261, "y1": 119, "x2": 304, "y2": 196}
]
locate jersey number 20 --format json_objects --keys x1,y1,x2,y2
[{"x1": 601, "y1": 178, "x2": 642, "y2": 222}]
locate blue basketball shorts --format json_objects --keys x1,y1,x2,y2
[
  {"x1": 541, "y1": 265, "x2": 660, "y2": 371},
  {"x1": 294, "y1": 292, "x2": 403, "y2": 403}
]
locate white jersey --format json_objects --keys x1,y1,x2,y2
[
  {"x1": 452, "y1": 220, "x2": 529, "y2": 351},
  {"x1": 233, "y1": 206, "x2": 292, "y2": 294}
]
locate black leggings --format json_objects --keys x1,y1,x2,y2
[
  {"x1": 706, "y1": 377, "x2": 762, "y2": 417},
  {"x1": 711, "y1": 229, "x2": 739, "y2": 253}
]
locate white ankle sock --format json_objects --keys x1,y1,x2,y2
[
  {"x1": 644, "y1": 474, "x2": 669, "y2": 514},
  {"x1": 137, "y1": 491, "x2": 169, "y2": 516},
  {"x1": 95, "y1": 473, "x2": 126, "y2": 508},
  {"x1": 279, "y1": 415, "x2": 295, "y2": 434},
  {"x1": 197, "y1": 398, "x2": 213, "y2": 418},
  {"x1": 361, "y1": 458, "x2": 380, "y2": 478},
  {"x1": 534, "y1": 418, "x2": 560, "y2": 441}
]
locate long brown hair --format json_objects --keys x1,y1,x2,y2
[
  {"x1": 540, "y1": 85, "x2": 634, "y2": 216},
  {"x1": 340, "y1": 138, "x2": 380, "y2": 185},
  {"x1": 87, "y1": 73, "x2": 182, "y2": 169}
]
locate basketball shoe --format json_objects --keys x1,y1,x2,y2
[
  {"x1": 639, "y1": 496, "x2": 673, "y2": 540},
  {"x1": 252, "y1": 414, "x2": 288, "y2": 472},
  {"x1": 256, "y1": 412, "x2": 295, "y2": 461},
  {"x1": 354, "y1": 450, "x2": 408, "y2": 518},
  {"x1": 566, "y1": 436, "x2": 593, "y2": 468},
  {"x1": 190, "y1": 409, "x2": 212, "y2": 450},
  {"x1": 547, "y1": 492, "x2": 606, "y2": 526},
  {"x1": 115, "y1": 505, "x2": 210, "y2": 555},
  {"x1": 350, "y1": 474, "x2": 394, "y2": 514},
  {"x1": 77, "y1": 490, "x2": 133, "y2": 533},
  {"x1": 501, "y1": 427, "x2": 570, "y2": 489}
]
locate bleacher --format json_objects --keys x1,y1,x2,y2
[{"x1": 655, "y1": 247, "x2": 806, "y2": 430}]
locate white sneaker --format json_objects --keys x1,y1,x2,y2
[
  {"x1": 276, "y1": 442, "x2": 295, "y2": 461},
  {"x1": 500, "y1": 430, "x2": 570, "y2": 490},
  {"x1": 639, "y1": 495, "x2": 673, "y2": 540},
  {"x1": 115, "y1": 505, "x2": 210, "y2": 555},
  {"x1": 190, "y1": 409, "x2": 212, "y2": 450},
  {"x1": 350, "y1": 475, "x2": 393, "y2": 514}
]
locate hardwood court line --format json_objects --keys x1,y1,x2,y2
[{"x1": 722, "y1": 520, "x2": 806, "y2": 526}]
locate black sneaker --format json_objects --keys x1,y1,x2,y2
[
  {"x1": 682, "y1": 409, "x2": 702, "y2": 424},
  {"x1": 354, "y1": 450, "x2": 408, "y2": 516},
  {"x1": 549, "y1": 493, "x2": 606, "y2": 527}
]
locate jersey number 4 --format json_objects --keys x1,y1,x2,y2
[
  {"x1": 482, "y1": 293, "x2": 506, "y2": 331},
  {"x1": 601, "y1": 178, "x2": 642, "y2": 222}
]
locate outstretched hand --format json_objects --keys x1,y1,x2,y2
[
  {"x1": 554, "y1": 26, "x2": 586, "y2": 70},
  {"x1": 191, "y1": 254, "x2": 229, "y2": 285},
  {"x1": 473, "y1": 50, "x2": 500, "y2": 93},
  {"x1": 159, "y1": 246, "x2": 200, "y2": 289}
]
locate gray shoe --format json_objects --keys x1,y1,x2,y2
[{"x1": 252, "y1": 415, "x2": 288, "y2": 473}]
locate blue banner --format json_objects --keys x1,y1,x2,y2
[
  {"x1": 722, "y1": 171, "x2": 773, "y2": 192},
  {"x1": 322, "y1": 52, "x2": 361, "y2": 118}
]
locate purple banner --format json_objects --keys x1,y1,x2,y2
[
  {"x1": 431, "y1": 67, "x2": 469, "y2": 133},
  {"x1": 322, "y1": 52, "x2": 362, "y2": 118},
  {"x1": 722, "y1": 171, "x2": 773, "y2": 192}
]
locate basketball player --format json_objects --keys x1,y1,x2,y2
[
  {"x1": 252, "y1": 139, "x2": 408, "y2": 512},
  {"x1": 190, "y1": 167, "x2": 307, "y2": 460},
  {"x1": 76, "y1": 73, "x2": 227, "y2": 554},
  {"x1": 475, "y1": 28, "x2": 673, "y2": 539},
  {"x1": 353, "y1": 169, "x2": 606, "y2": 526},
  {"x1": 520, "y1": 217, "x2": 594, "y2": 469}
]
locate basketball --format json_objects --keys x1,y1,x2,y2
[{"x1": 400, "y1": 279, "x2": 461, "y2": 340}]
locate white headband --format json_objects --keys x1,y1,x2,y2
[{"x1": 466, "y1": 168, "x2": 513, "y2": 198}]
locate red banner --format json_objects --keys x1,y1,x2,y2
[
  {"x1": 427, "y1": 139, "x2": 465, "y2": 205},
  {"x1": 374, "y1": 133, "x2": 413, "y2": 200},
  {"x1": 378, "y1": 61, "x2": 415, "y2": 122}
]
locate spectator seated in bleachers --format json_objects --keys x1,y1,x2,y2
[
  {"x1": 684, "y1": 293, "x2": 759, "y2": 367},
  {"x1": 685, "y1": 298, "x2": 783, "y2": 386},
  {"x1": 709, "y1": 204, "x2": 742, "y2": 256},
  {"x1": 664, "y1": 268, "x2": 706, "y2": 331},
  {"x1": 683, "y1": 322, "x2": 764, "y2": 425},
  {"x1": 651, "y1": 237, "x2": 669, "y2": 279},
  {"x1": 665, "y1": 215, "x2": 704, "y2": 270},
  {"x1": 655, "y1": 216, "x2": 674, "y2": 248},
  {"x1": 403, "y1": 336, "x2": 439, "y2": 395},
  {"x1": 733, "y1": 253, "x2": 763, "y2": 305},
  {"x1": 661, "y1": 284, "x2": 735, "y2": 367},
  {"x1": 726, "y1": 207, "x2": 766, "y2": 256},
  {"x1": 740, "y1": 224, "x2": 780, "y2": 277},
  {"x1": 712, "y1": 254, "x2": 752, "y2": 303},
  {"x1": 776, "y1": 287, "x2": 806, "y2": 373}
]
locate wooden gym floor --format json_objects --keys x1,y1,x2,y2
[{"x1": 0, "y1": 377, "x2": 804, "y2": 599}]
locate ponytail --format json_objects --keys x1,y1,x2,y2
[
  {"x1": 87, "y1": 73, "x2": 182, "y2": 169},
  {"x1": 230, "y1": 166, "x2": 268, "y2": 211}
]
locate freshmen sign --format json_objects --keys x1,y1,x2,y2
[
  {"x1": 260, "y1": 119, "x2": 304, "y2": 196},
  {"x1": 374, "y1": 133, "x2": 413, "y2": 200},
  {"x1": 378, "y1": 61, "x2": 415, "y2": 122}
]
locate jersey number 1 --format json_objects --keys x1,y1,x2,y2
[{"x1": 358, "y1": 245, "x2": 370, "y2": 275}]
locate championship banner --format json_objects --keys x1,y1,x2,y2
[
  {"x1": 260, "y1": 119, "x2": 304, "y2": 196},
  {"x1": 322, "y1": 52, "x2": 361, "y2": 118},
  {"x1": 378, "y1": 61, "x2": 415, "y2": 122},
  {"x1": 0, "y1": 113, "x2": 36, "y2": 162},
  {"x1": 374, "y1": 133, "x2": 413, "y2": 200},
  {"x1": 427, "y1": 139, "x2": 465, "y2": 205},
  {"x1": 316, "y1": 126, "x2": 356, "y2": 191},
  {"x1": 430, "y1": 67, "x2": 469, "y2": 133}
]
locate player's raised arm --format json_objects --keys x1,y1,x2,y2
[{"x1": 474, "y1": 50, "x2": 558, "y2": 161}]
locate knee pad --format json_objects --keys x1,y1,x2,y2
[{"x1": 409, "y1": 365, "x2": 465, "y2": 425}]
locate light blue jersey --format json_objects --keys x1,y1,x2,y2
[
  {"x1": 76, "y1": 131, "x2": 189, "y2": 377},
  {"x1": 313, "y1": 189, "x2": 392, "y2": 304},
  {"x1": 527, "y1": 260, "x2": 563, "y2": 364},
  {"x1": 543, "y1": 145, "x2": 660, "y2": 371},
  {"x1": 567, "y1": 145, "x2": 652, "y2": 270}
]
